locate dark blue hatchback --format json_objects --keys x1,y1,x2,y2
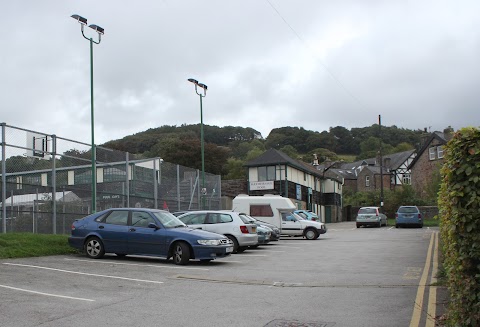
[
  {"x1": 68, "y1": 208, "x2": 233, "y2": 265},
  {"x1": 395, "y1": 206, "x2": 423, "y2": 228}
]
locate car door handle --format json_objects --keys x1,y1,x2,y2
[
  {"x1": 99, "y1": 225, "x2": 104, "y2": 229},
  {"x1": 129, "y1": 228, "x2": 136, "y2": 232}
]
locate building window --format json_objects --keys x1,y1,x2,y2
[
  {"x1": 437, "y1": 146, "x2": 444, "y2": 159},
  {"x1": 429, "y1": 147, "x2": 436, "y2": 160},
  {"x1": 402, "y1": 173, "x2": 411, "y2": 185},
  {"x1": 258, "y1": 166, "x2": 276, "y2": 181},
  {"x1": 365, "y1": 176, "x2": 370, "y2": 187},
  {"x1": 75, "y1": 169, "x2": 92, "y2": 185},
  {"x1": 104, "y1": 166, "x2": 126, "y2": 182}
]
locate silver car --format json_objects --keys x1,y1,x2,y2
[
  {"x1": 177, "y1": 211, "x2": 258, "y2": 253},
  {"x1": 356, "y1": 206, "x2": 387, "y2": 228}
]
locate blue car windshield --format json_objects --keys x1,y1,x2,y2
[
  {"x1": 153, "y1": 212, "x2": 186, "y2": 228},
  {"x1": 398, "y1": 207, "x2": 419, "y2": 214}
]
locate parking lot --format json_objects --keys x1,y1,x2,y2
[{"x1": 0, "y1": 222, "x2": 442, "y2": 327}]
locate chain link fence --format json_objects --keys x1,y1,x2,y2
[{"x1": 1, "y1": 123, "x2": 221, "y2": 234}]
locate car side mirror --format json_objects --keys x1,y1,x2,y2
[{"x1": 148, "y1": 223, "x2": 160, "y2": 230}]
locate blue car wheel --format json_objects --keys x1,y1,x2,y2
[
  {"x1": 172, "y1": 242, "x2": 190, "y2": 265},
  {"x1": 85, "y1": 237, "x2": 105, "y2": 259}
]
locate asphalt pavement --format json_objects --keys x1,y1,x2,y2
[{"x1": 0, "y1": 221, "x2": 445, "y2": 327}]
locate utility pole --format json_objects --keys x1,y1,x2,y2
[{"x1": 379, "y1": 115, "x2": 384, "y2": 210}]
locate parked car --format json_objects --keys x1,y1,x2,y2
[
  {"x1": 356, "y1": 207, "x2": 387, "y2": 228},
  {"x1": 243, "y1": 214, "x2": 281, "y2": 241},
  {"x1": 68, "y1": 208, "x2": 234, "y2": 265},
  {"x1": 172, "y1": 211, "x2": 189, "y2": 217},
  {"x1": 253, "y1": 225, "x2": 272, "y2": 246},
  {"x1": 177, "y1": 211, "x2": 258, "y2": 253},
  {"x1": 294, "y1": 210, "x2": 320, "y2": 222},
  {"x1": 281, "y1": 212, "x2": 327, "y2": 240},
  {"x1": 396, "y1": 206, "x2": 423, "y2": 228}
]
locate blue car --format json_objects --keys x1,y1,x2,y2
[
  {"x1": 294, "y1": 210, "x2": 320, "y2": 222},
  {"x1": 68, "y1": 208, "x2": 234, "y2": 265},
  {"x1": 395, "y1": 206, "x2": 423, "y2": 228}
]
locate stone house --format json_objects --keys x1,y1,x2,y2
[
  {"x1": 317, "y1": 150, "x2": 416, "y2": 195},
  {"x1": 408, "y1": 131, "x2": 451, "y2": 197}
]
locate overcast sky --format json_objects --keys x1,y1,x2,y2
[{"x1": 2, "y1": 0, "x2": 479, "y2": 147}]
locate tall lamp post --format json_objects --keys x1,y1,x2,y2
[
  {"x1": 188, "y1": 78, "x2": 207, "y2": 209},
  {"x1": 71, "y1": 14, "x2": 104, "y2": 213}
]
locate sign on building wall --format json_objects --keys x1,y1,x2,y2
[
  {"x1": 296, "y1": 184, "x2": 302, "y2": 200},
  {"x1": 250, "y1": 181, "x2": 274, "y2": 190}
]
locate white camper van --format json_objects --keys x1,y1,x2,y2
[{"x1": 232, "y1": 194, "x2": 327, "y2": 240}]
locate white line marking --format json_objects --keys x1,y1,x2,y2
[
  {"x1": 388, "y1": 226, "x2": 394, "y2": 230},
  {"x1": 0, "y1": 284, "x2": 95, "y2": 302},
  {"x1": 237, "y1": 254, "x2": 268, "y2": 257},
  {"x1": 255, "y1": 250, "x2": 285, "y2": 253},
  {"x1": 276, "y1": 242, "x2": 308, "y2": 245},
  {"x1": 263, "y1": 246, "x2": 301, "y2": 249},
  {"x1": 3, "y1": 263, "x2": 164, "y2": 284},
  {"x1": 64, "y1": 258, "x2": 209, "y2": 271}
]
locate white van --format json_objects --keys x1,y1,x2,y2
[{"x1": 232, "y1": 194, "x2": 327, "y2": 240}]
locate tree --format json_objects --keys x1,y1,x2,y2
[
  {"x1": 223, "y1": 158, "x2": 246, "y2": 179},
  {"x1": 279, "y1": 145, "x2": 298, "y2": 159}
]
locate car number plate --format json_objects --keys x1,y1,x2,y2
[{"x1": 226, "y1": 247, "x2": 233, "y2": 253}]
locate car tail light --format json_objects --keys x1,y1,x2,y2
[
  {"x1": 240, "y1": 226, "x2": 249, "y2": 234},
  {"x1": 418, "y1": 214, "x2": 422, "y2": 219},
  {"x1": 395, "y1": 213, "x2": 398, "y2": 218},
  {"x1": 71, "y1": 223, "x2": 76, "y2": 230},
  {"x1": 312, "y1": 218, "x2": 317, "y2": 221}
]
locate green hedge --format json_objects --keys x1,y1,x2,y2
[{"x1": 439, "y1": 127, "x2": 480, "y2": 326}]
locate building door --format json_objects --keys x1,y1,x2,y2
[{"x1": 325, "y1": 206, "x2": 332, "y2": 223}]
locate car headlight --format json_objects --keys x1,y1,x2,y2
[{"x1": 197, "y1": 239, "x2": 221, "y2": 246}]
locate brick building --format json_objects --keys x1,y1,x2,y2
[{"x1": 408, "y1": 131, "x2": 451, "y2": 197}]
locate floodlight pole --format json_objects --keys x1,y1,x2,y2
[
  {"x1": 71, "y1": 15, "x2": 104, "y2": 213},
  {"x1": 188, "y1": 79, "x2": 207, "y2": 210}
]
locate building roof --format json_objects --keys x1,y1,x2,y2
[
  {"x1": 244, "y1": 148, "x2": 342, "y2": 182},
  {"x1": 0, "y1": 191, "x2": 79, "y2": 207},
  {"x1": 383, "y1": 150, "x2": 416, "y2": 170}
]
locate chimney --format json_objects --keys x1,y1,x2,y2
[{"x1": 313, "y1": 154, "x2": 319, "y2": 166}]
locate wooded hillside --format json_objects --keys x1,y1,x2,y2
[{"x1": 102, "y1": 124, "x2": 429, "y2": 178}]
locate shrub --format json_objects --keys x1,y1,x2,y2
[{"x1": 438, "y1": 127, "x2": 480, "y2": 326}]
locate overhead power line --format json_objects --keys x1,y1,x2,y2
[{"x1": 265, "y1": 0, "x2": 370, "y2": 111}]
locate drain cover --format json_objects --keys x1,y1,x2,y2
[{"x1": 264, "y1": 319, "x2": 335, "y2": 327}]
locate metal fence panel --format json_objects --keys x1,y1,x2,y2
[{"x1": 1, "y1": 123, "x2": 221, "y2": 234}]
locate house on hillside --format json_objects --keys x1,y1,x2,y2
[
  {"x1": 316, "y1": 150, "x2": 416, "y2": 194},
  {"x1": 237, "y1": 148, "x2": 343, "y2": 223},
  {"x1": 408, "y1": 131, "x2": 451, "y2": 197}
]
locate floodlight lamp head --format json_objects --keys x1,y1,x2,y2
[
  {"x1": 71, "y1": 14, "x2": 87, "y2": 25},
  {"x1": 188, "y1": 78, "x2": 199, "y2": 85},
  {"x1": 198, "y1": 83, "x2": 208, "y2": 90},
  {"x1": 89, "y1": 24, "x2": 105, "y2": 35}
]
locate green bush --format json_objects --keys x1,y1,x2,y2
[{"x1": 439, "y1": 127, "x2": 480, "y2": 326}]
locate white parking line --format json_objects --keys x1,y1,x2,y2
[
  {"x1": 264, "y1": 245, "x2": 301, "y2": 249},
  {"x1": 0, "y1": 284, "x2": 95, "y2": 302},
  {"x1": 236, "y1": 254, "x2": 268, "y2": 257},
  {"x1": 276, "y1": 242, "x2": 308, "y2": 245},
  {"x1": 3, "y1": 263, "x2": 164, "y2": 284},
  {"x1": 64, "y1": 258, "x2": 209, "y2": 271},
  {"x1": 255, "y1": 250, "x2": 285, "y2": 253}
]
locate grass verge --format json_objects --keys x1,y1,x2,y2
[{"x1": 0, "y1": 233, "x2": 78, "y2": 259}]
